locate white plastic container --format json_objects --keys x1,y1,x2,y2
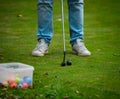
[{"x1": 0, "y1": 62, "x2": 34, "y2": 88}]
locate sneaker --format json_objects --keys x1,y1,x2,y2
[
  {"x1": 32, "y1": 39, "x2": 48, "y2": 56},
  {"x1": 72, "y1": 39, "x2": 91, "y2": 56}
]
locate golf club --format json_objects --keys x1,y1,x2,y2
[{"x1": 60, "y1": 0, "x2": 72, "y2": 66}]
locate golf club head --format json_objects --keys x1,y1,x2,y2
[{"x1": 61, "y1": 61, "x2": 66, "y2": 66}]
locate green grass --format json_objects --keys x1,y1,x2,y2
[{"x1": 0, "y1": 0, "x2": 120, "y2": 99}]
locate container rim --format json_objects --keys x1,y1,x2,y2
[{"x1": 0, "y1": 62, "x2": 34, "y2": 72}]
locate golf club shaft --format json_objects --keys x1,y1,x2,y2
[
  {"x1": 61, "y1": 0, "x2": 66, "y2": 62},
  {"x1": 61, "y1": 0, "x2": 66, "y2": 53}
]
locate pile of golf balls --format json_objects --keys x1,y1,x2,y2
[{"x1": 2, "y1": 76, "x2": 32, "y2": 88}]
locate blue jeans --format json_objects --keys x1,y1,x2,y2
[{"x1": 37, "y1": 0, "x2": 84, "y2": 44}]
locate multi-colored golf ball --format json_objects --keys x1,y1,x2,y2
[{"x1": 2, "y1": 76, "x2": 32, "y2": 88}]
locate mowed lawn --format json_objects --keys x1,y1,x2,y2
[{"x1": 0, "y1": 0, "x2": 120, "y2": 99}]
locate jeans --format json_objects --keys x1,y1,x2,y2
[{"x1": 37, "y1": 0, "x2": 84, "y2": 44}]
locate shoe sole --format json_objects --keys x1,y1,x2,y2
[
  {"x1": 32, "y1": 51, "x2": 48, "y2": 57},
  {"x1": 72, "y1": 50, "x2": 91, "y2": 57}
]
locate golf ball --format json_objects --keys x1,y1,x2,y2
[
  {"x1": 23, "y1": 76, "x2": 32, "y2": 84},
  {"x1": 2, "y1": 81, "x2": 8, "y2": 87},
  {"x1": 15, "y1": 77, "x2": 20, "y2": 84},
  {"x1": 8, "y1": 78, "x2": 15, "y2": 84},
  {"x1": 22, "y1": 82, "x2": 28, "y2": 88},
  {"x1": 9, "y1": 82, "x2": 17, "y2": 88},
  {"x1": 17, "y1": 84, "x2": 23, "y2": 88},
  {"x1": 67, "y1": 60, "x2": 72, "y2": 66}
]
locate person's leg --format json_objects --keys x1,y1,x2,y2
[
  {"x1": 37, "y1": 0, "x2": 53, "y2": 44},
  {"x1": 68, "y1": 0, "x2": 84, "y2": 44},
  {"x1": 32, "y1": 0, "x2": 53, "y2": 56},
  {"x1": 68, "y1": 0, "x2": 91, "y2": 56}
]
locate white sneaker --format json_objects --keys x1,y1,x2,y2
[
  {"x1": 32, "y1": 39, "x2": 48, "y2": 56},
  {"x1": 72, "y1": 39, "x2": 91, "y2": 56}
]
